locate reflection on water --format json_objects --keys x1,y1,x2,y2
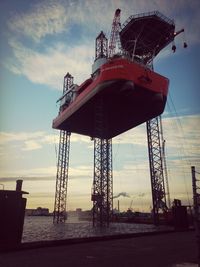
[{"x1": 22, "y1": 216, "x2": 171, "y2": 243}]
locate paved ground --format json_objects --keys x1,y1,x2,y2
[{"x1": 0, "y1": 231, "x2": 198, "y2": 267}]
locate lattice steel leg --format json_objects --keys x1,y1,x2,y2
[
  {"x1": 146, "y1": 116, "x2": 167, "y2": 225},
  {"x1": 91, "y1": 97, "x2": 113, "y2": 227},
  {"x1": 53, "y1": 130, "x2": 71, "y2": 223},
  {"x1": 92, "y1": 138, "x2": 113, "y2": 226}
]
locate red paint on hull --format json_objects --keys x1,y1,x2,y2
[{"x1": 52, "y1": 58, "x2": 169, "y2": 138}]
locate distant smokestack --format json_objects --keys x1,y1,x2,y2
[{"x1": 16, "y1": 180, "x2": 23, "y2": 192}]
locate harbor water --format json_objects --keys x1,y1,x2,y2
[{"x1": 22, "y1": 216, "x2": 171, "y2": 243}]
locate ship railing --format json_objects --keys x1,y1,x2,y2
[
  {"x1": 108, "y1": 52, "x2": 152, "y2": 70},
  {"x1": 121, "y1": 10, "x2": 174, "y2": 31},
  {"x1": 57, "y1": 84, "x2": 78, "y2": 102},
  {"x1": 57, "y1": 84, "x2": 79, "y2": 111},
  {"x1": 122, "y1": 52, "x2": 152, "y2": 70}
]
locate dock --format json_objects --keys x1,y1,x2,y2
[{"x1": 0, "y1": 231, "x2": 197, "y2": 267}]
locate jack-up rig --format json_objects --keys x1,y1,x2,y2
[{"x1": 53, "y1": 9, "x2": 187, "y2": 225}]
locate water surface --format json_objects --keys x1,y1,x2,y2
[{"x1": 22, "y1": 216, "x2": 171, "y2": 243}]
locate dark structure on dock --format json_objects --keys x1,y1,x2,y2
[
  {"x1": 0, "y1": 180, "x2": 28, "y2": 249},
  {"x1": 172, "y1": 199, "x2": 189, "y2": 230}
]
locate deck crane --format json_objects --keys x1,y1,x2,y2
[{"x1": 108, "y1": 8, "x2": 121, "y2": 57}]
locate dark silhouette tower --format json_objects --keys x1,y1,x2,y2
[
  {"x1": 146, "y1": 116, "x2": 168, "y2": 224},
  {"x1": 53, "y1": 73, "x2": 73, "y2": 223}
]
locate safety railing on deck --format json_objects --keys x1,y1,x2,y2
[{"x1": 121, "y1": 10, "x2": 174, "y2": 30}]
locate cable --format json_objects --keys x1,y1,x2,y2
[{"x1": 166, "y1": 93, "x2": 194, "y2": 206}]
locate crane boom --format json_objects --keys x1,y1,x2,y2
[{"x1": 108, "y1": 9, "x2": 121, "y2": 58}]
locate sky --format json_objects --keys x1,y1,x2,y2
[{"x1": 0, "y1": 0, "x2": 200, "y2": 213}]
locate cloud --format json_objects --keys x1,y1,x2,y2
[
  {"x1": 113, "y1": 123, "x2": 147, "y2": 146},
  {"x1": 8, "y1": 1, "x2": 70, "y2": 42},
  {"x1": 6, "y1": 39, "x2": 93, "y2": 89},
  {"x1": 69, "y1": 165, "x2": 93, "y2": 179},
  {"x1": 113, "y1": 161, "x2": 150, "y2": 191},
  {"x1": 0, "y1": 131, "x2": 49, "y2": 152},
  {"x1": 138, "y1": 193, "x2": 145, "y2": 197},
  {"x1": 28, "y1": 192, "x2": 55, "y2": 199},
  {"x1": 71, "y1": 133, "x2": 91, "y2": 144},
  {"x1": 113, "y1": 192, "x2": 130, "y2": 199},
  {"x1": 22, "y1": 140, "x2": 42, "y2": 151},
  {"x1": 0, "y1": 176, "x2": 54, "y2": 183},
  {"x1": 4, "y1": 0, "x2": 199, "y2": 91},
  {"x1": 0, "y1": 165, "x2": 57, "y2": 179},
  {"x1": 162, "y1": 114, "x2": 200, "y2": 164},
  {"x1": 0, "y1": 131, "x2": 45, "y2": 144},
  {"x1": 170, "y1": 1, "x2": 200, "y2": 46},
  {"x1": 7, "y1": 0, "x2": 118, "y2": 42},
  {"x1": 1, "y1": 114, "x2": 199, "y2": 151},
  {"x1": 0, "y1": 114, "x2": 199, "y2": 209},
  {"x1": 1, "y1": 114, "x2": 199, "y2": 168},
  {"x1": 0, "y1": 130, "x2": 92, "y2": 152}
]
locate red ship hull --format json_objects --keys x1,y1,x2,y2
[{"x1": 52, "y1": 58, "x2": 169, "y2": 138}]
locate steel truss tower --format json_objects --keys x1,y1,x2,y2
[
  {"x1": 192, "y1": 166, "x2": 200, "y2": 226},
  {"x1": 95, "y1": 31, "x2": 108, "y2": 59},
  {"x1": 91, "y1": 32, "x2": 113, "y2": 227},
  {"x1": 53, "y1": 73, "x2": 73, "y2": 223},
  {"x1": 92, "y1": 97, "x2": 113, "y2": 226},
  {"x1": 146, "y1": 116, "x2": 168, "y2": 225},
  {"x1": 192, "y1": 165, "x2": 200, "y2": 265}
]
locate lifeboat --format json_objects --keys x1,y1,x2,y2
[{"x1": 52, "y1": 11, "x2": 175, "y2": 139}]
